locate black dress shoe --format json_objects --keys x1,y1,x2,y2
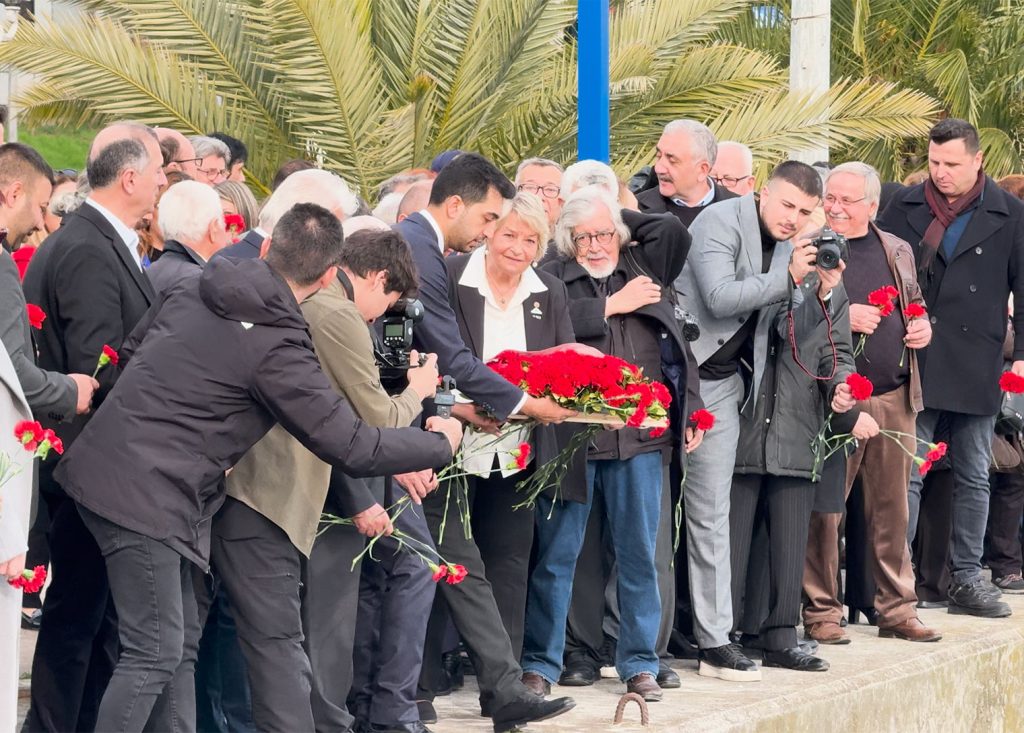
[
  {"x1": 442, "y1": 650, "x2": 464, "y2": 691},
  {"x1": 368, "y1": 723, "x2": 433, "y2": 733},
  {"x1": 848, "y1": 606, "x2": 879, "y2": 626},
  {"x1": 558, "y1": 659, "x2": 598, "y2": 686},
  {"x1": 21, "y1": 608, "x2": 42, "y2": 630},
  {"x1": 490, "y1": 696, "x2": 576, "y2": 733},
  {"x1": 656, "y1": 662, "x2": 681, "y2": 689},
  {"x1": 762, "y1": 647, "x2": 830, "y2": 672},
  {"x1": 415, "y1": 701, "x2": 437, "y2": 725}
]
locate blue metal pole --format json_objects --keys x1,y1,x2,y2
[{"x1": 577, "y1": 0, "x2": 609, "y2": 162}]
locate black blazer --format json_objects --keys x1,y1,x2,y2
[
  {"x1": 22, "y1": 202, "x2": 155, "y2": 488},
  {"x1": 396, "y1": 212, "x2": 524, "y2": 420},
  {"x1": 147, "y1": 239, "x2": 205, "y2": 296},
  {"x1": 637, "y1": 183, "x2": 737, "y2": 227},
  {"x1": 218, "y1": 228, "x2": 265, "y2": 260},
  {"x1": 878, "y1": 178, "x2": 1024, "y2": 415},
  {"x1": 446, "y1": 253, "x2": 588, "y2": 503}
]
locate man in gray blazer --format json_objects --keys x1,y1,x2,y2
[
  {"x1": 0, "y1": 142, "x2": 97, "y2": 423},
  {"x1": 674, "y1": 161, "x2": 823, "y2": 680}
]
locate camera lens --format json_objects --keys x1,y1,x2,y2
[{"x1": 817, "y1": 244, "x2": 841, "y2": 270}]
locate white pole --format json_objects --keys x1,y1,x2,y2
[{"x1": 789, "y1": 0, "x2": 830, "y2": 164}]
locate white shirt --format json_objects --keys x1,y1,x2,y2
[
  {"x1": 671, "y1": 181, "x2": 715, "y2": 208},
  {"x1": 458, "y1": 247, "x2": 548, "y2": 478},
  {"x1": 85, "y1": 198, "x2": 142, "y2": 271},
  {"x1": 418, "y1": 209, "x2": 446, "y2": 252}
]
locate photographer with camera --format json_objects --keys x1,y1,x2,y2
[
  {"x1": 802, "y1": 162, "x2": 941, "y2": 645},
  {"x1": 675, "y1": 161, "x2": 835, "y2": 678}
]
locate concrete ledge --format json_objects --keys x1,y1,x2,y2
[{"x1": 432, "y1": 592, "x2": 1024, "y2": 732}]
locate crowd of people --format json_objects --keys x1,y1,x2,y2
[{"x1": 0, "y1": 113, "x2": 1022, "y2": 733}]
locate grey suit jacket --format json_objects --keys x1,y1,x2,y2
[
  {"x1": 0, "y1": 248, "x2": 75, "y2": 422},
  {"x1": 674, "y1": 194, "x2": 794, "y2": 408}
]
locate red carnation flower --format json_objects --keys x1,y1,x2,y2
[
  {"x1": 689, "y1": 408, "x2": 715, "y2": 431},
  {"x1": 999, "y1": 371, "x2": 1024, "y2": 394},
  {"x1": 903, "y1": 303, "x2": 927, "y2": 319},
  {"x1": 867, "y1": 286, "x2": 898, "y2": 317},
  {"x1": 649, "y1": 426, "x2": 667, "y2": 438},
  {"x1": 14, "y1": 420, "x2": 44, "y2": 452},
  {"x1": 8, "y1": 565, "x2": 47, "y2": 593},
  {"x1": 845, "y1": 373, "x2": 874, "y2": 401},
  {"x1": 429, "y1": 563, "x2": 448, "y2": 582},
  {"x1": 882, "y1": 285, "x2": 899, "y2": 300},
  {"x1": 917, "y1": 459, "x2": 933, "y2": 476},
  {"x1": 445, "y1": 564, "x2": 468, "y2": 585},
  {"x1": 92, "y1": 344, "x2": 120, "y2": 378},
  {"x1": 41, "y1": 429, "x2": 64, "y2": 456},
  {"x1": 224, "y1": 213, "x2": 246, "y2": 242},
  {"x1": 512, "y1": 443, "x2": 531, "y2": 470},
  {"x1": 25, "y1": 304, "x2": 46, "y2": 330}
]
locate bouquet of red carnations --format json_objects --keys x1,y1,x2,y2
[{"x1": 488, "y1": 349, "x2": 671, "y2": 432}]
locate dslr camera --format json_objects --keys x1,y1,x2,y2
[
  {"x1": 813, "y1": 226, "x2": 849, "y2": 271},
  {"x1": 375, "y1": 297, "x2": 426, "y2": 391}
]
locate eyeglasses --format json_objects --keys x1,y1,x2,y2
[
  {"x1": 572, "y1": 230, "x2": 616, "y2": 248},
  {"x1": 711, "y1": 174, "x2": 753, "y2": 187},
  {"x1": 823, "y1": 194, "x2": 868, "y2": 207},
  {"x1": 517, "y1": 183, "x2": 560, "y2": 199},
  {"x1": 173, "y1": 157, "x2": 203, "y2": 168},
  {"x1": 196, "y1": 165, "x2": 228, "y2": 180}
]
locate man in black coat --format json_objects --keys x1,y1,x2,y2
[
  {"x1": 878, "y1": 118, "x2": 1024, "y2": 618},
  {"x1": 21, "y1": 121, "x2": 166, "y2": 733},
  {"x1": 55, "y1": 203, "x2": 462, "y2": 733},
  {"x1": 637, "y1": 119, "x2": 737, "y2": 228},
  {"x1": 397, "y1": 153, "x2": 577, "y2": 731},
  {"x1": 147, "y1": 180, "x2": 231, "y2": 295}
]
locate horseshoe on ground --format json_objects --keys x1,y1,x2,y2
[{"x1": 613, "y1": 691, "x2": 650, "y2": 726}]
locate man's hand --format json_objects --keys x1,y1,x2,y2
[
  {"x1": 851, "y1": 412, "x2": 880, "y2": 441},
  {"x1": 70, "y1": 374, "x2": 99, "y2": 415},
  {"x1": 0, "y1": 551, "x2": 26, "y2": 581},
  {"x1": 426, "y1": 415, "x2": 464, "y2": 457},
  {"x1": 394, "y1": 469, "x2": 439, "y2": 503},
  {"x1": 816, "y1": 260, "x2": 845, "y2": 300},
  {"x1": 605, "y1": 276, "x2": 661, "y2": 317},
  {"x1": 849, "y1": 304, "x2": 882, "y2": 335},
  {"x1": 684, "y1": 427, "x2": 705, "y2": 454},
  {"x1": 349, "y1": 503, "x2": 393, "y2": 537},
  {"x1": 539, "y1": 343, "x2": 605, "y2": 358},
  {"x1": 1013, "y1": 360, "x2": 1024, "y2": 378},
  {"x1": 788, "y1": 237, "x2": 818, "y2": 284},
  {"x1": 451, "y1": 402, "x2": 501, "y2": 435},
  {"x1": 831, "y1": 382, "x2": 856, "y2": 413},
  {"x1": 904, "y1": 317, "x2": 932, "y2": 349},
  {"x1": 406, "y1": 350, "x2": 439, "y2": 400},
  {"x1": 521, "y1": 396, "x2": 577, "y2": 424}
]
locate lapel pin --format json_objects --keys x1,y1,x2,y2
[{"x1": 531, "y1": 301, "x2": 543, "y2": 318}]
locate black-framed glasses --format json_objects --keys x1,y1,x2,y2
[
  {"x1": 518, "y1": 183, "x2": 560, "y2": 199},
  {"x1": 573, "y1": 230, "x2": 616, "y2": 248},
  {"x1": 173, "y1": 157, "x2": 203, "y2": 168},
  {"x1": 711, "y1": 174, "x2": 753, "y2": 187},
  {"x1": 196, "y1": 165, "x2": 228, "y2": 180},
  {"x1": 823, "y1": 194, "x2": 868, "y2": 207}
]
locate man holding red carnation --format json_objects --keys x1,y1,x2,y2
[
  {"x1": 879, "y1": 119, "x2": 1024, "y2": 618},
  {"x1": 802, "y1": 162, "x2": 942, "y2": 645}
]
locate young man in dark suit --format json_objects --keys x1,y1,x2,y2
[
  {"x1": 21, "y1": 121, "x2": 165, "y2": 733},
  {"x1": 397, "y1": 153, "x2": 577, "y2": 731},
  {"x1": 879, "y1": 118, "x2": 1024, "y2": 618}
]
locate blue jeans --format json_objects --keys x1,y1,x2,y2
[
  {"x1": 522, "y1": 451, "x2": 662, "y2": 683},
  {"x1": 907, "y1": 408, "x2": 995, "y2": 585}
]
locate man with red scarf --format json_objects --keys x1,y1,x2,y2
[{"x1": 879, "y1": 118, "x2": 1024, "y2": 618}]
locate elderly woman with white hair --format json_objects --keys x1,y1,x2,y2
[
  {"x1": 520, "y1": 186, "x2": 701, "y2": 702},
  {"x1": 436, "y1": 191, "x2": 584, "y2": 672}
]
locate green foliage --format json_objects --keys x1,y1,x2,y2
[
  {"x1": 0, "y1": 0, "x2": 941, "y2": 196},
  {"x1": 18, "y1": 125, "x2": 95, "y2": 171}
]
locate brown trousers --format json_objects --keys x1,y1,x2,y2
[{"x1": 803, "y1": 384, "x2": 919, "y2": 627}]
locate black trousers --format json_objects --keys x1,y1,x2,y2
[
  {"x1": 79, "y1": 505, "x2": 201, "y2": 733},
  {"x1": 730, "y1": 474, "x2": 816, "y2": 650},
  {"x1": 212, "y1": 497, "x2": 313, "y2": 733},
  {"x1": 23, "y1": 493, "x2": 117, "y2": 733},
  {"x1": 912, "y1": 470, "x2": 953, "y2": 602},
  {"x1": 351, "y1": 481, "x2": 436, "y2": 725},
  {"x1": 985, "y1": 469, "x2": 1024, "y2": 578},
  {"x1": 302, "y1": 492, "x2": 366, "y2": 733},
  {"x1": 843, "y1": 478, "x2": 878, "y2": 609},
  {"x1": 419, "y1": 477, "x2": 530, "y2": 711},
  {"x1": 194, "y1": 575, "x2": 255, "y2": 733}
]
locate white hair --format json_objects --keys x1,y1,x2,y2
[
  {"x1": 716, "y1": 141, "x2": 753, "y2": 173},
  {"x1": 663, "y1": 119, "x2": 718, "y2": 166},
  {"x1": 189, "y1": 135, "x2": 230, "y2": 161},
  {"x1": 371, "y1": 191, "x2": 403, "y2": 225},
  {"x1": 553, "y1": 185, "x2": 630, "y2": 259},
  {"x1": 258, "y1": 169, "x2": 360, "y2": 232},
  {"x1": 158, "y1": 180, "x2": 224, "y2": 245},
  {"x1": 342, "y1": 215, "x2": 390, "y2": 238},
  {"x1": 826, "y1": 161, "x2": 882, "y2": 206},
  {"x1": 561, "y1": 160, "x2": 618, "y2": 196}
]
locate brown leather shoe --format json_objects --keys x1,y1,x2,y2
[
  {"x1": 878, "y1": 617, "x2": 942, "y2": 642},
  {"x1": 804, "y1": 621, "x2": 850, "y2": 645},
  {"x1": 626, "y1": 672, "x2": 662, "y2": 702},
  {"x1": 521, "y1": 671, "x2": 550, "y2": 697}
]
